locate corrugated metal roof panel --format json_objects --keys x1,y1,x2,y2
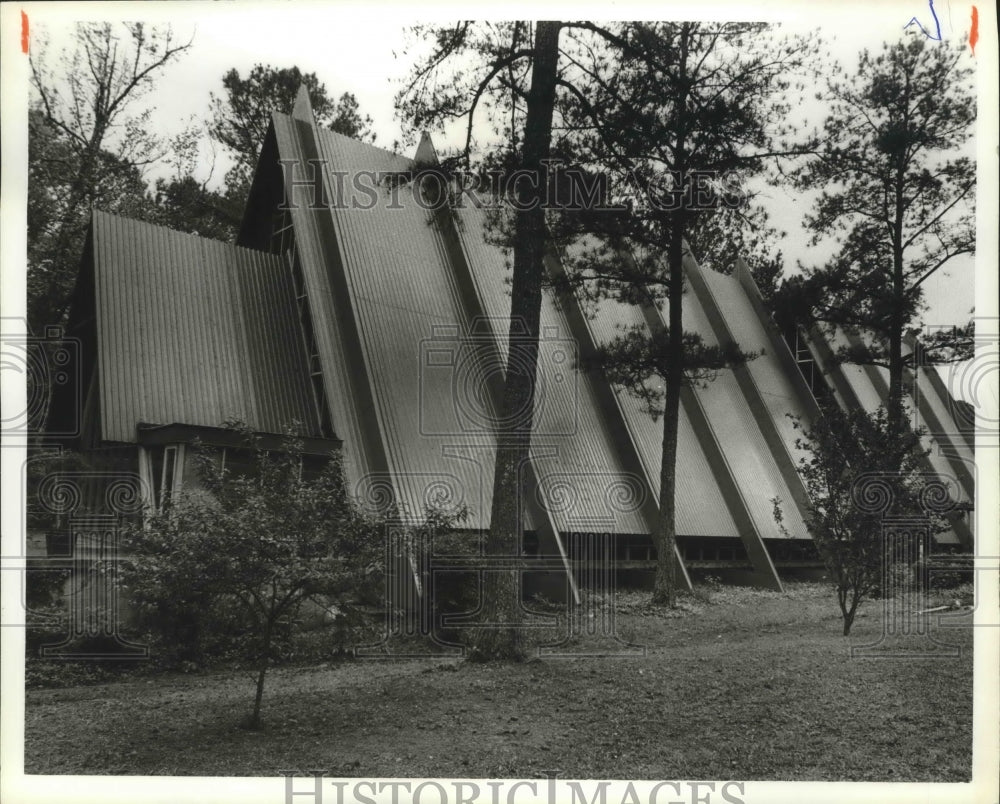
[
  {"x1": 309, "y1": 128, "x2": 498, "y2": 527},
  {"x1": 674, "y1": 282, "x2": 807, "y2": 538},
  {"x1": 914, "y1": 368, "x2": 975, "y2": 487},
  {"x1": 309, "y1": 129, "x2": 652, "y2": 535},
  {"x1": 92, "y1": 211, "x2": 319, "y2": 443},
  {"x1": 463, "y1": 213, "x2": 740, "y2": 538},
  {"x1": 801, "y1": 327, "x2": 968, "y2": 545},
  {"x1": 553, "y1": 239, "x2": 785, "y2": 539},
  {"x1": 821, "y1": 328, "x2": 885, "y2": 412},
  {"x1": 813, "y1": 327, "x2": 974, "y2": 496},
  {"x1": 271, "y1": 115, "x2": 373, "y2": 479},
  {"x1": 573, "y1": 290, "x2": 739, "y2": 537},
  {"x1": 454, "y1": 204, "x2": 650, "y2": 535},
  {"x1": 696, "y1": 265, "x2": 812, "y2": 466}
]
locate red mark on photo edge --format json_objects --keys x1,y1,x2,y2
[
  {"x1": 969, "y1": 6, "x2": 979, "y2": 55},
  {"x1": 21, "y1": 10, "x2": 29, "y2": 54}
]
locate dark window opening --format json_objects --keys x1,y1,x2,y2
[{"x1": 677, "y1": 537, "x2": 749, "y2": 563}]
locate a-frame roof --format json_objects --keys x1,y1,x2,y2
[{"x1": 77, "y1": 211, "x2": 324, "y2": 443}]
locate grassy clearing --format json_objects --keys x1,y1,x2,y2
[{"x1": 24, "y1": 582, "x2": 973, "y2": 780}]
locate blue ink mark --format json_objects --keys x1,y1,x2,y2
[{"x1": 904, "y1": 0, "x2": 943, "y2": 40}]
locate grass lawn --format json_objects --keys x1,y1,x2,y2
[{"x1": 23, "y1": 582, "x2": 973, "y2": 780}]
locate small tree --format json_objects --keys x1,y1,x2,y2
[
  {"x1": 774, "y1": 402, "x2": 939, "y2": 636},
  {"x1": 119, "y1": 428, "x2": 384, "y2": 728}
]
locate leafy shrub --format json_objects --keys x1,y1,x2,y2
[{"x1": 118, "y1": 425, "x2": 387, "y2": 727}]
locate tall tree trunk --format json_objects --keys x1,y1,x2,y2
[
  {"x1": 471, "y1": 21, "x2": 562, "y2": 662},
  {"x1": 887, "y1": 243, "x2": 905, "y2": 435},
  {"x1": 652, "y1": 210, "x2": 686, "y2": 608},
  {"x1": 887, "y1": 122, "x2": 908, "y2": 437},
  {"x1": 652, "y1": 24, "x2": 690, "y2": 609}
]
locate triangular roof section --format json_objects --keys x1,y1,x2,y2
[
  {"x1": 292, "y1": 83, "x2": 314, "y2": 122},
  {"x1": 413, "y1": 131, "x2": 438, "y2": 168},
  {"x1": 79, "y1": 211, "x2": 324, "y2": 444}
]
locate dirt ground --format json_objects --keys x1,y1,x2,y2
[{"x1": 23, "y1": 583, "x2": 974, "y2": 780}]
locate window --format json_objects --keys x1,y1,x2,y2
[
  {"x1": 159, "y1": 446, "x2": 178, "y2": 510},
  {"x1": 286, "y1": 244, "x2": 335, "y2": 439},
  {"x1": 270, "y1": 208, "x2": 295, "y2": 256},
  {"x1": 141, "y1": 444, "x2": 184, "y2": 512},
  {"x1": 782, "y1": 326, "x2": 832, "y2": 400},
  {"x1": 269, "y1": 209, "x2": 335, "y2": 439}
]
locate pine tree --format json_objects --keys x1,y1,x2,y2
[{"x1": 784, "y1": 34, "x2": 976, "y2": 433}]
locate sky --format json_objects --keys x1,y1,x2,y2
[{"x1": 12, "y1": 1, "x2": 989, "y2": 330}]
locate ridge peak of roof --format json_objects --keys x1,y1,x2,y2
[
  {"x1": 292, "y1": 83, "x2": 314, "y2": 123},
  {"x1": 413, "y1": 131, "x2": 438, "y2": 167}
]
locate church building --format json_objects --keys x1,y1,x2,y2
[{"x1": 46, "y1": 86, "x2": 975, "y2": 597}]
